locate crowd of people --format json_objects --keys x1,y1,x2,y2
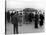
[
  {"x1": 23, "y1": 8, "x2": 44, "y2": 28},
  {"x1": 5, "y1": 8, "x2": 44, "y2": 34}
]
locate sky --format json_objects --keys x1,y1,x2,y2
[{"x1": 6, "y1": 0, "x2": 46, "y2": 11}]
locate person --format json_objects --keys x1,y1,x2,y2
[
  {"x1": 7, "y1": 11, "x2": 10, "y2": 22},
  {"x1": 28, "y1": 13, "x2": 32, "y2": 22},
  {"x1": 35, "y1": 12, "x2": 39, "y2": 28},
  {"x1": 39, "y1": 14, "x2": 44, "y2": 27},
  {"x1": 11, "y1": 14, "x2": 18, "y2": 34},
  {"x1": 28, "y1": 13, "x2": 34, "y2": 22}
]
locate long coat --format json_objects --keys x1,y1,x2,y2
[{"x1": 11, "y1": 15, "x2": 18, "y2": 26}]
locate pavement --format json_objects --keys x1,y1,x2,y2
[{"x1": 6, "y1": 21, "x2": 44, "y2": 34}]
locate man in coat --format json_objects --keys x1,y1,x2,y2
[
  {"x1": 39, "y1": 14, "x2": 44, "y2": 27},
  {"x1": 11, "y1": 14, "x2": 18, "y2": 34},
  {"x1": 35, "y1": 12, "x2": 39, "y2": 28}
]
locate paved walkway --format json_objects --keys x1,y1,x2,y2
[{"x1": 6, "y1": 22, "x2": 44, "y2": 34}]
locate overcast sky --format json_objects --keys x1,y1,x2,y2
[{"x1": 6, "y1": 0, "x2": 45, "y2": 10}]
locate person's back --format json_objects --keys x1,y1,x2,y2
[
  {"x1": 11, "y1": 15, "x2": 18, "y2": 25},
  {"x1": 11, "y1": 15, "x2": 18, "y2": 34}
]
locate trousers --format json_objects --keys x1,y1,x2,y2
[{"x1": 14, "y1": 24, "x2": 18, "y2": 34}]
